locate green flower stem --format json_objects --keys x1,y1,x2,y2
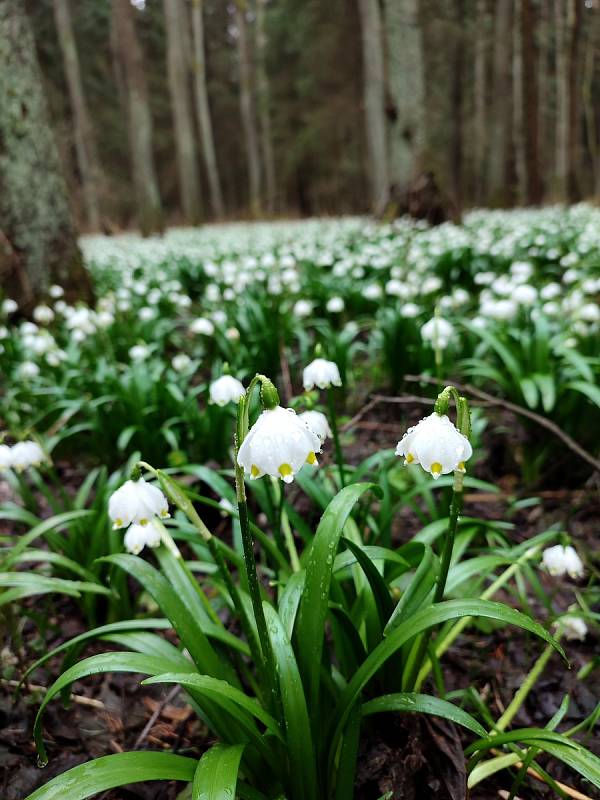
[
  {"x1": 415, "y1": 547, "x2": 541, "y2": 690},
  {"x1": 495, "y1": 643, "x2": 555, "y2": 734},
  {"x1": 404, "y1": 471, "x2": 463, "y2": 691},
  {"x1": 327, "y1": 387, "x2": 346, "y2": 488}
]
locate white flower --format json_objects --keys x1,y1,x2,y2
[
  {"x1": 396, "y1": 412, "x2": 472, "y2": 479},
  {"x1": 33, "y1": 305, "x2": 55, "y2": 325},
  {"x1": 129, "y1": 343, "x2": 150, "y2": 362},
  {"x1": 555, "y1": 615, "x2": 588, "y2": 642},
  {"x1": 402, "y1": 302, "x2": 420, "y2": 318},
  {"x1": 326, "y1": 296, "x2": 345, "y2": 313},
  {"x1": 0, "y1": 445, "x2": 12, "y2": 471},
  {"x1": 298, "y1": 410, "x2": 332, "y2": 442},
  {"x1": 190, "y1": 317, "x2": 215, "y2": 336},
  {"x1": 2, "y1": 298, "x2": 17, "y2": 315},
  {"x1": 18, "y1": 361, "x2": 41, "y2": 380},
  {"x1": 219, "y1": 497, "x2": 235, "y2": 517},
  {"x1": 139, "y1": 306, "x2": 156, "y2": 322},
  {"x1": 49, "y1": 284, "x2": 64, "y2": 299},
  {"x1": 542, "y1": 545, "x2": 584, "y2": 579},
  {"x1": 172, "y1": 353, "x2": 192, "y2": 373},
  {"x1": 363, "y1": 283, "x2": 382, "y2": 301},
  {"x1": 209, "y1": 375, "x2": 245, "y2": 406},
  {"x1": 237, "y1": 406, "x2": 322, "y2": 483},
  {"x1": 11, "y1": 441, "x2": 46, "y2": 472},
  {"x1": 293, "y1": 299, "x2": 313, "y2": 318},
  {"x1": 108, "y1": 477, "x2": 170, "y2": 529},
  {"x1": 302, "y1": 358, "x2": 342, "y2": 391},
  {"x1": 226, "y1": 327, "x2": 240, "y2": 341},
  {"x1": 421, "y1": 317, "x2": 455, "y2": 350}
]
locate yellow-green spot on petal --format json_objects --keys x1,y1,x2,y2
[
  {"x1": 115, "y1": 518, "x2": 123, "y2": 528},
  {"x1": 405, "y1": 453, "x2": 415, "y2": 464},
  {"x1": 306, "y1": 451, "x2": 317, "y2": 465},
  {"x1": 160, "y1": 509, "x2": 169, "y2": 517},
  {"x1": 457, "y1": 461, "x2": 465, "y2": 472},
  {"x1": 251, "y1": 464, "x2": 261, "y2": 478},
  {"x1": 430, "y1": 462, "x2": 442, "y2": 476},
  {"x1": 278, "y1": 463, "x2": 293, "y2": 478}
]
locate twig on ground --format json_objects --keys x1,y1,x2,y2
[
  {"x1": 3, "y1": 678, "x2": 104, "y2": 709},
  {"x1": 404, "y1": 374, "x2": 600, "y2": 473},
  {"x1": 133, "y1": 684, "x2": 180, "y2": 749},
  {"x1": 491, "y1": 749, "x2": 594, "y2": 800}
]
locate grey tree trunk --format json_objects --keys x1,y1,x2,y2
[
  {"x1": 0, "y1": 0, "x2": 92, "y2": 307},
  {"x1": 520, "y1": 0, "x2": 543, "y2": 203},
  {"x1": 235, "y1": 0, "x2": 262, "y2": 217},
  {"x1": 358, "y1": 0, "x2": 389, "y2": 214},
  {"x1": 52, "y1": 0, "x2": 102, "y2": 230},
  {"x1": 164, "y1": 0, "x2": 201, "y2": 223},
  {"x1": 191, "y1": 0, "x2": 224, "y2": 219},
  {"x1": 488, "y1": 0, "x2": 514, "y2": 206},
  {"x1": 384, "y1": 0, "x2": 425, "y2": 195},
  {"x1": 111, "y1": 0, "x2": 163, "y2": 235},
  {"x1": 255, "y1": 0, "x2": 277, "y2": 214},
  {"x1": 566, "y1": 0, "x2": 582, "y2": 201},
  {"x1": 473, "y1": 0, "x2": 489, "y2": 204},
  {"x1": 554, "y1": 0, "x2": 568, "y2": 198}
]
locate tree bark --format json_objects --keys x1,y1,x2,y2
[
  {"x1": 384, "y1": 0, "x2": 425, "y2": 196},
  {"x1": 255, "y1": 0, "x2": 277, "y2": 214},
  {"x1": 111, "y1": 0, "x2": 163, "y2": 235},
  {"x1": 235, "y1": 0, "x2": 262, "y2": 217},
  {"x1": 164, "y1": 0, "x2": 201, "y2": 223},
  {"x1": 566, "y1": 0, "x2": 583, "y2": 201},
  {"x1": 0, "y1": 0, "x2": 92, "y2": 307},
  {"x1": 555, "y1": 0, "x2": 568, "y2": 198},
  {"x1": 473, "y1": 0, "x2": 489, "y2": 204},
  {"x1": 488, "y1": 0, "x2": 515, "y2": 206},
  {"x1": 52, "y1": 0, "x2": 102, "y2": 230},
  {"x1": 190, "y1": 0, "x2": 224, "y2": 219},
  {"x1": 358, "y1": 0, "x2": 389, "y2": 214},
  {"x1": 520, "y1": 0, "x2": 543, "y2": 203}
]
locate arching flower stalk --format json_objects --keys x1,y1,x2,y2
[{"x1": 399, "y1": 385, "x2": 472, "y2": 690}]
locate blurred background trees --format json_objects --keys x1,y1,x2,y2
[{"x1": 4, "y1": 0, "x2": 600, "y2": 233}]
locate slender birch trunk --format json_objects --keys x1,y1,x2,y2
[
  {"x1": 255, "y1": 0, "x2": 276, "y2": 214},
  {"x1": 235, "y1": 0, "x2": 262, "y2": 217}
]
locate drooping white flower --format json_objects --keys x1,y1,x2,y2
[
  {"x1": 33, "y1": 305, "x2": 55, "y2": 325},
  {"x1": 11, "y1": 441, "x2": 46, "y2": 472},
  {"x1": 19, "y1": 361, "x2": 40, "y2": 380},
  {"x1": 542, "y1": 545, "x2": 584, "y2": 579},
  {"x1": 124, "y1": 521, "x2": 161, "y2": 555},
  {"x1": 108, "y1": 477, "x2": 170, "y2": 529},
  {"x1": 189, "y1": 317, "x2": 215, "y2": 336},
  {"x1": 421, "y1": 317, "x2": 455, "y2": 350},
  {"x1": 326, "y1": 296, "x2": 345, "y2": 313},
  {"x1": 237, "y1": 406, "x2": 322, "y2": 483},
  {"x1": 0, "y1": 445, "x2": 13, "y2": 471},
  {"x1": 129, "y1": 343, "x2": 150, "y2": 362},
  {"x1": 298, "y1": 410, "x2": 332, "y2": 442},
  {"x1": 226, "y1": 327, "x2": 240, "y2": 341},
  {"x1": 555, "y1": 615, "x2": 588, "y2": 642},
  {"x1": 209, "y1": 375, "x2": 245, "y2": 406},
  {"x1": 2, "y1": 298, "x2": 18, "y2": 315},
  {"x1": 171, "y1": 353, "x2": 192, "y2": 373},
  {"x1": 49, "y1": 284, "x2": 64, "y2": 299},
  {"x1": 302, "y1": 358, "x2": 342, "y2": 391},
  {"x1": 293, "y1": 299, "x2": 313, "y2": 318},
  {"x1": 396, "y1": 412, "x2": 472, "y2": 479}
]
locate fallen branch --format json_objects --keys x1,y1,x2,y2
[
  {"x1": 3, "y1": 677, "x2": 104, "y2": 709},
  {"x1": 491, "y1": 749, "x2": 593, "y2": 800}
]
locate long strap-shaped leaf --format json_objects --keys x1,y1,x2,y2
[
  {"x1": 362, "y1": 692, "x2": 487, "y2": 737},
  {"x1": 193, "y1": 744, "x2": 245, "y2": 800},
  {"x1": 34, "y1": 652, "x2": 196, "y2": 765},
  {"x1": 327, "y1": 598, "x2": 566, "y2": 783},
  {"x1": 24, "y1": 751, "x2": 197, "y2": 800},
  {"x1": 295, "y1": 483, "x2": 379, "y2": 710}
]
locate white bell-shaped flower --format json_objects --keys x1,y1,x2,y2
[
  {"x1": 542, "y1": 545, "x2": 584, "y2": 579},
  {"x1": 421, "y1": 317, "x2": 455, "y2": 350},
  {"x1": 11, "y1": 441, "x2": 46, "y2": 472},
  {"x1": 0, "y1": 444, "x2": 13, "y2": 471},
  {"x1": 237, "y1": 406, "x2": 322, "y2": 483},
  {"x1": 555, "y1": 615, "x2": 588, "y2": 642},
  {"x1": 396, "y1": 413, "x2": 472, "y2": 479},
  {"x1": 108, "y1": 477, "x2": 170, "y2": 530},
  {"x1": 209, "y1": 375, "x2": 245, "y2": 406},
  {"x1": 302, "y1": 358, "x2": 342, "y2": 391},
  {"x1": 298, "y1": 410, "x2": 332, "y2": 442},
  {"x1": 124, "y1": 522, "x2": 152, "y2": 555}
]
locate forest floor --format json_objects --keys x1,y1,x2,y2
[{"x1": 2, "y1": 402, "x2": 599, "y2": 800}]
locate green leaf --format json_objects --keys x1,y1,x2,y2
[
  {"x1": 3, "y1": 510, "x2": 94, "y2": 564},
  {"x1": 24, "y1": 751, "x2": 197, "y2": 800},
  {"x1": 362, "y1": 692, "x2": 487, "y2": 737},
  {"x1": 193, "y1": 744, "x2": 245, "y2": 800},
  {"x1": 0, "y1": 574, "x2": 111, "y2": 608},
  {"x1": 34, "y1": 652, "x2": 196, "y2": 765},
  {"x1": 567, "y1": 380, "x2": 600, "y2": 408},
  {"x1": 295, "y1": 482, "x2": 380, "y2": 708}
]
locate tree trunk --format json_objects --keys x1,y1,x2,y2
[
  {"x1": 513, "y1": 0, "x2": 525, "y2": 202},
  {"x1": 52, "y1": 0, "x2": 102, "y2": 230},
  {"x1": 582, "y1": 3, "x2": 600, "y2": 197},
  {"x1": 488, "y1": 0, "x2": 514, "y2": 206},
  {"x1": 358, "y1": 0, "x2": 389, "y2": 214},
  {"x1": 255, "y1": 0, "x2": 277, "y2": 214},
  {"x1": 566, "y1": 0, "x2": 582, "y2": 201},
  {"x1": 555, "y1": 0, "x2": 568, "y2": 198},
  {"x1": 190, "y1": 0, "x2": 224, "y2": 219},
  {"x1": 473, "y1": 0, "x2": 489, "y2": 204},
  {"x1": 384, "y1": 0, "x2": 425, "y2": 196},
  {"x1": 164, "y1": 0, "x2": 201, "y2": 223},
  {"x1": 520, "y1": 0, "x2": 543, "y2": 203},
  {"x1": 0, "y1": 0, "x2": 92, "y2": 307},
  {"x1": 235, "y1": 0, "x2": 262, "y2": 217},
  {"x1": 111, "y1": 0, "x2": 163, "y2": 235}
]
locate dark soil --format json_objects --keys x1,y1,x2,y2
[{"x1": 2, "y1": 398, "x2": 599, "y2": 799}]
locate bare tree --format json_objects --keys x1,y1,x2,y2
[
  {"x1": 111, "y1": 0, "x2": 163, "y2": 235},
  {"x1": 566, "y1": 0, "x2": 583, "y2": 200},
  {"x1": 255, "y1": 0, "x2": 276, "y2": 214},
  {"x1": 52, "y1": 0, "x2": 102, "y2": 229},
  {"x1": 164, "y1": 0, "x2": 201, "y2": 223},
  {"x1": 191, "y1": 0, "x2": 225, "y2": 219},
  {"x1": 473, "y1": 0, "x2": 489, "y2": 204},
  {"x1": 520, "y1": 0, "x2": 543, "y2": 203},
  {"x1": 358, "y1": 0, "x2": 389, "y2": 214},
  {"x1": 488, "y1": 0, "x2": 514, "y2": 205},
  {"x1": 0, "y1": 0, "x2": 92, "y2": 307},
  {"x1": 554, "y1": 0, "x2": 568, "y2": 197},
  {"x1": 234, "y1": 0, "x2": 262, "y2": 217}
]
